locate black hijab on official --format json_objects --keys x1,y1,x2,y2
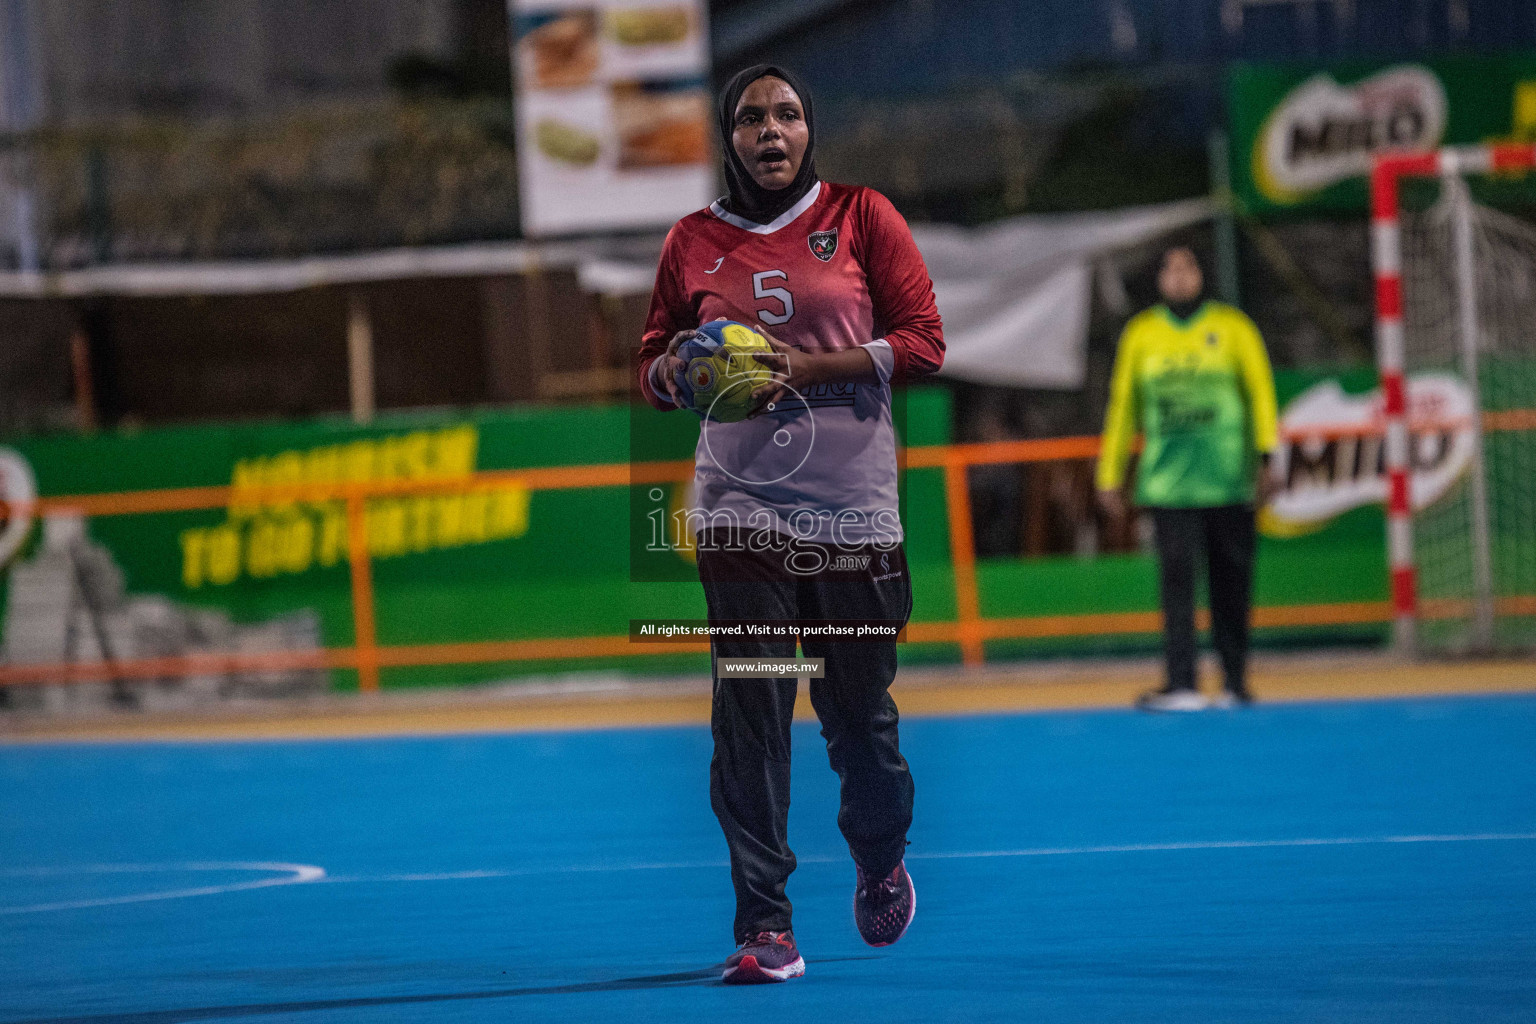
[{"x1": 717, "y1": 64, "x2": 819, "y2": 225}]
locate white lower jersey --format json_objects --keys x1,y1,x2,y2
[{"x1": 692, "y1": 370, "x2": 901, "y2": 547}]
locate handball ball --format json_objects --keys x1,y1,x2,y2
[{"x1": 673, "y1": 321, "x2": 777, "y2": 423}]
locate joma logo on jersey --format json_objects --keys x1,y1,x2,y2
[{"x1": 808, "y1": 230, "x2": 838, "y2": 262}]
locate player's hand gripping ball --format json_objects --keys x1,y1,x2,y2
[{"x1": 672, "y1": 321, "x2": 778, "y2": 423}]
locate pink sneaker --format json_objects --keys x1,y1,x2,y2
[
  {"x1": 854, "y1": 860, "x2": 916, "y2": 947},
  {"x1": 722, "y1": 930, "x2": 805, "y2": 984}
]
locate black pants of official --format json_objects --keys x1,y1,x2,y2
[
  {"x1": 1151, "y1": 504, "x2": 1257, "y2": 693},
  {"x1": 696, "y1": 530, "x2": 914, "y2": 942}
]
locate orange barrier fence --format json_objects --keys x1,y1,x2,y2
[{"x1": 2, "y1": 411, "x2": 1531, "y2": 690}]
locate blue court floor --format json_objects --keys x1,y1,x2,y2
[{"x1": 2, "y1": 693, "x2": 1534, "y2": 1023}]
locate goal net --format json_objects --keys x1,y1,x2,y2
[{"x1": 1397, "y1": 173, "x2": 1536, "y2": 654}]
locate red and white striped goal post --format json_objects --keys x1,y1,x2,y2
[{"x1": 1369, "y1": 142, "x2": 1536, "y2": 650}]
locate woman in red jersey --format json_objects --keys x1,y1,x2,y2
[{"x1": 637, "y1": 64, "x2": 944, "y2": 985}]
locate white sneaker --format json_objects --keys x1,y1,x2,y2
[
  {"x1": 1136, "y1": 688, "x2": 1208, "y2": 712},
  {"x1": 1209, "y1": 689, "x2": 1254, "y2": 710}
]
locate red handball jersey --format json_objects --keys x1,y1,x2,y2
[{"x1": 638, "y1": 182, "x2": 944, "y2": 545}]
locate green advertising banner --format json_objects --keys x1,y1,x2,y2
[
  {"x1": 1229, "y1": 55, "x2": 1536, "y2": 215},
  {"x1": 4, "y1": 369, "x2": 1459, "y2": 700},
  {"x1": 0, "y1": 391, "x2": 952, "y2": 697}
]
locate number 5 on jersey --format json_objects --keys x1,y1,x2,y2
[{"x1": 753, "y1": 270, "x2": 794, "y2": 326}]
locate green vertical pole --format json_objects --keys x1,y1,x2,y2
[
  {"x1": 1208, "y1": 129, "x2": 1241, "y2": 306},
  {"x1": 87, "y1": 144, "x2": 111, "y2": 264}
]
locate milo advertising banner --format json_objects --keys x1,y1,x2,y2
[
  {"x1": 1264, "y1": 370, "x2": 1475, "y2": 538},
  {"x1": 1229, "y1": 55, "x2": 1536, "y2": 215}
]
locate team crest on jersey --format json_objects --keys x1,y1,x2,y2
[{"x1": 808, "y1": 229, "x2": 838, "y2": 262}]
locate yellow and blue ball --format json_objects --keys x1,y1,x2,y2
[{"x1": 673, "y1": 321, "x2": 777, "y2": 423}]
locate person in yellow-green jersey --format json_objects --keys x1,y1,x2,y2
[{"x1": 1096, "y1": 247, "x2": 1279, "y2": 712}]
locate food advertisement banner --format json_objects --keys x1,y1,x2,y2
[
  {"x1": 511, "y1": 0, "x2": 714, "y2": 236},
  {"x1": 1229, "y1": 55, "x2": 1536, "y2": 215}
]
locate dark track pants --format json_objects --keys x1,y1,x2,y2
[
  {"x1": 1151, "y1": 504, "x2": 1257, "y2": 693},
  {"x1": 697, "y1": 531, "x2": 914, "y2": 942}
]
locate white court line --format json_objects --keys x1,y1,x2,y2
[
  {"x1": 320, "y1": 832, "x2": 1536, "y2": 885},
  {"x1": 909, "y1": 832, "x2": 1536, "y2": 861},
  {"x1": 8, "y1": 834, "x2": 1534, "y2": 912},
  {"x1": 319, "y1": 861, "x2": 731, "y2": 883},
  {"x1": 0, "y1": 861, "x2": 325, "y2": 915}
]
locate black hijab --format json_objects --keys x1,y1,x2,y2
[
  {"x1": 717, "y1": 64, "x2": 819, "y2": 225},
  {"x1": 1159, "y1": 248, "x2": 1209, "y2": 322}
]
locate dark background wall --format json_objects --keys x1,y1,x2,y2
[
  {"x1": 3, "y1": 0, "x2": 1534, "y2": 436},
  {"x1": 726, "y1": 0, "x2": 1535, "y2": 105}
]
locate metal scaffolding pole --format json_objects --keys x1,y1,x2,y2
[{"x1": 1, "y1": 0, "x2": 42, "y2": 272}]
